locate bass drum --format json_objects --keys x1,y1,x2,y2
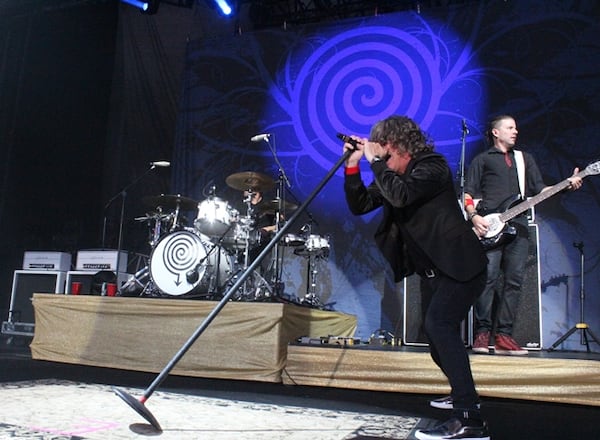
[{"x1": 149, "y1": 229, "x2": 234, "y2": 297}]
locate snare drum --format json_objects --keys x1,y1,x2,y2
[
  {"x1": 194, "y1": 197, "x2": 238, "y2": 236},
  {"x1": 223, "y1": 223, "x2": 261, "y2": 250},
  {"x1": 149, "y1": 229, "x2": 234, "y2": 296},
  {"x1": 281, "y1": 233, "x2": 305, "y2": 247}
]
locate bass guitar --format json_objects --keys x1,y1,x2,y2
[{"x1": 477, "y1": 160, "x2": 600, "y2": 251}]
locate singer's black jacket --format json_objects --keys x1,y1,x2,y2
[{"x1": 344, "y1": 151, "x2": 487, "y2": 283}]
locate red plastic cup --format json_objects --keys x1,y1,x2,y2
[
  {"x1": 71, "y1": 282, "x2": 83, "y2": 295},
  {"x1": 106, "y1": 283, "x2": 118, "y2": 297}
]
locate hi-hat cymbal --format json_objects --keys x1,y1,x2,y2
[
  {"x1": 142, "y1": 194, "x2": 198, "y2": 211},
  {"x1": 257, "y1": 199, "x2": 298, "y2": 214},
  {"x1": 225, "y1": 171, "x2": 275, "y2": 192}
]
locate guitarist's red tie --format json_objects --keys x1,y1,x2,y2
[{"x1": 504, "y1": 152, "x2": 512, "y2": 167}]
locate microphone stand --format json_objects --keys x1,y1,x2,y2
[
  {"x1": 457, "y1": 120, "x2": 469, "y2": 208},
  {"x1": 548, "y1": 241, "x2": 600, "y2": 352},
  {"x1": 265, "y1": 136, "x2": 291, "y2": 295},
  {"x1": 112, "y1": 143, "x2": 358, "y2": 432},
  {"x1": 102, "y1": 164, "x2": 161, "y2": 288}
]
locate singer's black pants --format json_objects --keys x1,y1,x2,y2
[{"x1": 421, "y1": 270, "x2": 486, "y2": 419}]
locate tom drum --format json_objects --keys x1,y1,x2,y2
[{"x1": 194, "y1": 197, "x2": 238, "y2": 237}]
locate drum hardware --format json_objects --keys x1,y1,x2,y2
[
  {"x1": 227, "y1": 269, "x2": 273, "y2": 302},
  {"x1": 223, "y1": 219, "x2": 261, "y2": 252},
  {"x1": 142, "y1": 194, "x2": 198, "y2": 232},
  {"x1": 293, "y1": 234, "x2": 331, "y2": 308},
  {"x1": 294, "y1": 234, "x2": 330, "y2": 258},
  {"x1": 281, "y1": 233, "x2": 305, "y2": 247},
  {"x1": 224, "y1": 191, "x2": 268, "y2": 295},
  {"x1": 119, "y1": 265, "x2": 150, "y2": 297},
  {"x1": 141, "y1": 194, "x2": 199, "y2": 212},
  {"x1": 185, "y1": 222, "x2": 230, "y2": 281},
  {"x1": 135, "y1": 210, "x2": 175, "y2": 248}
]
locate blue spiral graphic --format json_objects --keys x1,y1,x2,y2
[{"x1": 292, "y1": 25, "x2": 442, "y2": 165}]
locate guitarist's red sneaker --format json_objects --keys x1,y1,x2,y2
[
  {"x1": 472, "y1": 331, "x2": 490, "y2": 354},
  {"x1": 494, "y1": 334, "x2": 528, "y2": 355}
]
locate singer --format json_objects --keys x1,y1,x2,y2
[{"x1": 341, "y1": 115, "x2": 490, "y2": 440}]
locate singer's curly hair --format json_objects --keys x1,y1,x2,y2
[{"x1": 369, "y1": 115, "x2": 434, "y2": 156}]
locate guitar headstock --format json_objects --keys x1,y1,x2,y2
[
  {"x1": 541, "y1": 274, "x2": 568, "y2": 292},
  {"x1": 584, "y1": 160, "x2": 600, "y2": 176}
]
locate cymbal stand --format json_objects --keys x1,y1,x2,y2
[
  {"x1": 134, "y1": 209, "x2": 171, "y2": 248},
  {"x1": 301, "y1": 251, "x2": 325, "y2": 308},
  {"x1": 548, "y1": 241, "x2": 600, "y2": 352},
  {"x1": 262, "y1": 134, "x2": 291, "y2": 296},
  {"x1": 169, "y1": 201, "x2": 182, "y2": 232},
  {"x1": 241, "y1": 190, "x2": 256, "y2": 270},
  {"x1": 267, "y1": 175, "x2": 285, "y2": 294},
  {"x1": 228, "y1": 191, "x2": 258, "y2": 299}
]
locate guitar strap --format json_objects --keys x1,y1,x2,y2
[{"x1": 514, "y1": 150, "x2": 525, "y2": 197}]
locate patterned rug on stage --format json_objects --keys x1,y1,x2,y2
[{"x1": 0, "y1": 379, "x2": 422, "y2": 439}]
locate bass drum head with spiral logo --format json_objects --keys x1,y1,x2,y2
[{"x1": 149, "y1": 229, "x2": 233, "y2": 297}]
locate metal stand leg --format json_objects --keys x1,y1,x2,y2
[
  {"x1": 548, "y1": 241, "x2": 600, "y2": 352},
  {"x1": 300, "y1": 253, "x2": 322, "y2": 308}
]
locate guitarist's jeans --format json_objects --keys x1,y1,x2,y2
[
  {"x1": 422, "y1": 270, "x2": 486, "y2": 417},
  {"x1": 475, "y1": 233, "x2": 529, "y2": 336}
]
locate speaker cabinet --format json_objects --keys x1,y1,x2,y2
[
  {"x1": 1, "y1": 270, "x2": 66, "y2": 336},
  {"x1": 402, "y1": 224, "x2": 541, "y2": 349},
  {"x1": 402, "y1": 275, "x2": 471, "y2": 346},
  {"x1": 510, "y1": 223, "x2": 542, "y2": 350}
]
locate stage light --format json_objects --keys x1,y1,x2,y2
[
  {"x1": 214, "y1": 0, "x2": 234, "y2": 16},
  {"x1": 121, "y1": 0, "x2": 148, "y2": 11},
  {"x1": 120, "y1": 0, "x2": 160, "y2": 14}
]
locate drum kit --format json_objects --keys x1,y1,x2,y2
[{"x1": 123, "y1": 171, "x2": 331, "y2": 306}]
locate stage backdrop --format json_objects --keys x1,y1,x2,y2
[{"x1": 171, "y1": 1, "x2": 600, "y2": 348}]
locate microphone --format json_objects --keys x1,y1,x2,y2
[
  {"x1": 150, "y1": 161, "x2": 170, "y2": 167},
  {"x1": 462, "y1": 119, "x2": 469, "y2": 134},
  {"x1": 336, "y1": 133, "x2": 360, "y2": 149},
  {"x1": 250, "y1": 133, "x2": 271, "y2": 142},
  {"x1": 186, "y1": 267, "x2": 199, "y2": 284}
]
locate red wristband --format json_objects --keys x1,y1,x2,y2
[{"x1": 345, "y1": 165, "x2": 360, "y2": 175}]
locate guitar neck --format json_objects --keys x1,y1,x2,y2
[{"x1": 499, "y1": 170, "x2": 589, "y2": 222}]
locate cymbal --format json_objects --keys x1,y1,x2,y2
[
  {"x1": 257, "y1": 199, "x2": 298, "y2": 214},
  {"x1": 225, "y1": 171, "x2": 275, "y2": 192},
  {"x1": 142, "y1": 194, "x2": 198, "y2": 211}
]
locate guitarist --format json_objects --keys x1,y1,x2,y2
[{"x1": 463, "y1": 114, "x2": 583, "y2": 356}]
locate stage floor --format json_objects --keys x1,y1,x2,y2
[
  {"x1": 2, "y1": 337, "x2": 600, "y2": 440},
  {"x1": 284, "y1": 343, "x2": 600, "y2": 407}
]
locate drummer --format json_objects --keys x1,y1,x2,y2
[
  {"x1": 241, "y1": 190, "x2": 277, "y2": 270},
  {"x1": 245, "y1": 191, "x2": 277, "y2": 234}
]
